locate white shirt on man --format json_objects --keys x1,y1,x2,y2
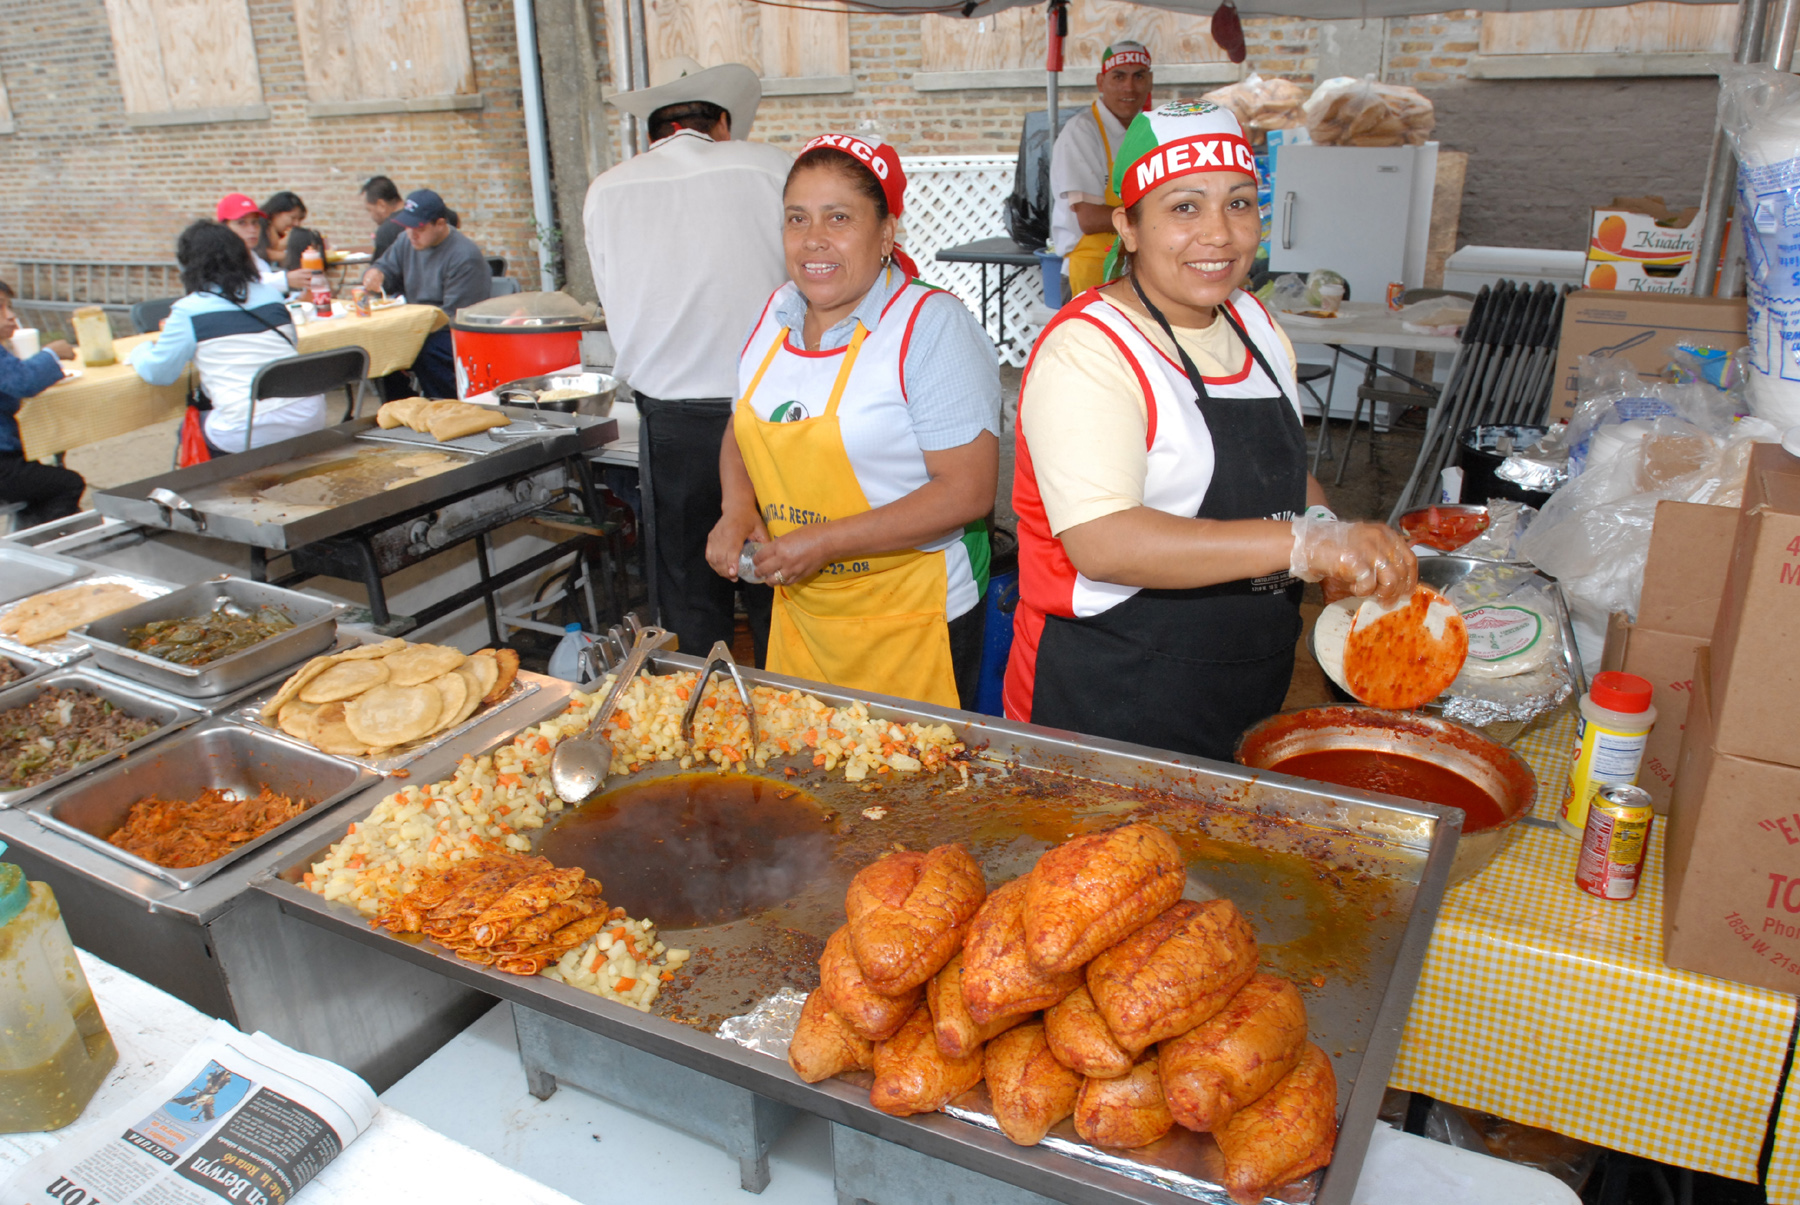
[
  {"x1": 1049, "y1": 103, "x2": 1129, "y2": 257},
  {"x1": 583, "y1": 128, "x2": 791, "y2": 400}
]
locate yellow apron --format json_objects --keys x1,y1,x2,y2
[
  {"x1": 1064, "y1": 102, "x2": 1122, "y2": 296},
  {"x1": 734, "y1": 323, "x2": 961, "y2": 708}
]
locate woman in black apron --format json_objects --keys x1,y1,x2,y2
[{"x1": 1005, "y1": 101, "x2": 1415, "y2": 761}]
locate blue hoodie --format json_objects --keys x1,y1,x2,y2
[{"x1": 0, "y1": 346, "x2": 69, "y2": 455}]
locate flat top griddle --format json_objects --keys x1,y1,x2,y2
[{"x1": 92, "y1": 410, "x2": 617, "y2": 551}]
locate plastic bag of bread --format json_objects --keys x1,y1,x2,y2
[
  {"x1": 1302, "y1": 76, "x2": 1435, "y2": 147},
  {"x1": 1203, "y1": 73, "x2": 1309, "y2": 144}
]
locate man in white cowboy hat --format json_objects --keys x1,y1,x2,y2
[
  {"x1": 1049, "y1": 40, "x2": 1153, "y2": 297},
  {"x1": 583, "y1": 56, "x2": 789, "y2": 659}
]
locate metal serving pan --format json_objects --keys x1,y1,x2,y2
[
  {"x1": 75, "y1": 577, "x2": 341, "y2": 699},
  {"x1": 257, "y1": 654, "x2": 1461, "y2": 1205},
  {"x1": 1, "y1": 649, "x2": 57, "y2": 691},
  {"x1": 0, "y1": 667, "x2": 200, "y2": 809},
  {"x1": 27, "y1": 719, "x2": 380, "y2": 890},
  {"x1": 0, "y1": 544, "x2": 91, "y2": 607},
  {"x1": 494, "y1": 371, "x2": 619, "y2": 417}
]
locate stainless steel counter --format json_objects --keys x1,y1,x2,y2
[{"x1": 256, "y1": 654, "x2": 1461, "y2": 1204}]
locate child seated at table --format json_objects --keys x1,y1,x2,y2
[{"x1": 0, "y1": 282, "x2": 85, "y2": 530}]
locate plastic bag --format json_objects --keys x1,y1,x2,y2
[
  {"x1": 1302, "y1": 76, "x2": 1435, "y2": 147},
  {"x1": 1719, "y1": 64, "x2": 1800, "y2": 427},
  {"x1": 1203, "y1": 73, "x2": 1309, "y2": 145},
  {"x1": 1257, "y1": 273, "x2": 1310, "y2": 312},
  {"x1": 177, "y1": 405, "x2": 211, "y2": 468},
  {"x1": 1438, "y1": 565, "x2": 1575, "y2": 727},
  {"x1": 1004, "y1": 107, "x2": 1078, "y2": 251}
]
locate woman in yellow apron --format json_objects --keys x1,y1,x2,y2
[{"x1": 705, "y1": 133, "x2": 1002, "y2": 709}]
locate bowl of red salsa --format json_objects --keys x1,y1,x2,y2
[
  {"x1": 1397, "y1": 504, "x2": 1490, "y2": 553},
  {"x1": 1235, "y1": 705, "x2": 1536, "y2": 885}
]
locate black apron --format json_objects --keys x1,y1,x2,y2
[{"x1": 1027, "y1": 281, "x2": 1309, "y2": 762}]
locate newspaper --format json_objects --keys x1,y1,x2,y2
[{"x1": 1, "y1": 1020, "x2": 376, "y2": 1205}]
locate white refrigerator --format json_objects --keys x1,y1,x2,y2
[{"x1": 1269, "y1": 143, "x2": 1440, "y2": 419}]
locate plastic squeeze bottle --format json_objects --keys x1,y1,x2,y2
[
  {"x1": 1558, "y1": 671, "x2": 1657, "y2": 839},
  {"x1": 0, "y1": 842, "x2": 118, "y2": 1131},
  {"x1": 547, "y1": 623, "x2": 595, "y2": 683}
]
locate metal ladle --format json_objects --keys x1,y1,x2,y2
[{"x1": 549, "y1": 624, "x2": 674, "y2": 803}]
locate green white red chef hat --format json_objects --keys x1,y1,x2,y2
[
  {"x1": 1111, "y1": 100, "x2": 1257, "y2": 210},
  {"x1": 1102, "y1": 41, "x2": 1151, "y2": 72}
]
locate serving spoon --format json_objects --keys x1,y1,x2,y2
[{"x1": 549, "y1": 624, "x2": 673, "y2": 803}]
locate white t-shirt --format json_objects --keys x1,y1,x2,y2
[
  {"x1": 1048, "y1": 103, "x2": 1129, "y2": 257},
  {"x1": 583, "y1": 129, "x2": 791, "y2": 400}
]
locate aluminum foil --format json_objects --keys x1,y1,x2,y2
[
  {"x1": 715, "y1": 987, "x2": 805, "y2": 1060},
  {"x1": 716, "y1": 990, "x2": 1316, "y2": 1204},
  {"x1": 1439, "y1": 566, "x2": 1575, "y2": 726},
  {"x1": 1496, "y1": 454, "x2": 1567, "y2": 493}
]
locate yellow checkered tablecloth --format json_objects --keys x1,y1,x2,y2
[
  {"x1": 1391, "y1": 706, "x2": 1800, "y2": 1188},
  {"x1": 16, "y1": 305, "x2": 446, "y2": 460}
]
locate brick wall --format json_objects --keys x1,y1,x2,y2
[{"x1": 0, "y1": 0, "x2": 537, "y2": 299}]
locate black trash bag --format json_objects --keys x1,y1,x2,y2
[{"x1": 1005, "y1": 106, "x2": 1082, "y2": 251}]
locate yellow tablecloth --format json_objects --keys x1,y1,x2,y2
[
  {"x1": 16, "y1": 304, "x2": 447, "y2": 460},
  {"x1": 1392, "y1": 708, "x2": 1799, "y2": 1188}
]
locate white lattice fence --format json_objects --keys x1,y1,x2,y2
[{"x1": 901, "y1": 155, "x2": 1046, "y2": 369}]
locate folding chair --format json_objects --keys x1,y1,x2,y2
[
  {"x1": 242, "y1": 346, "x2": 370, "y2": 453},
  {"x1": 130, "y1": 297, "x2": 178, "y2": 335}
]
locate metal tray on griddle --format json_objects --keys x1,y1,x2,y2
[
  {"x1": 76, "y1": 576, "x2": 342, "y2": 699},
  {"x1": 89, "y1": 410, "x2": 619, "y2": 552},
  {"x1": 256, "y1": 654, "x2": 1460, "y2": 1205},
  {"x1": 1, "y1": 649, "x2": 57, "y2": 692},
  {"x1": 0, "y1": 667, "x2": 202, "y2": 809},
  {"x1": 354, "y1": 415, "x2": 566, "y2": 456},
  {"x1": 0, "y1": 545, "x2": 91, "y2": 607},
  {"x1": 0, "y1": 572, "x2": 178, "y2": 666},
  {"x1": 26, "y1": 719, "x2": 381, "y2": 890}
]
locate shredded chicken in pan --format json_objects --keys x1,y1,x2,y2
[{"x1": 108, "y1": 785, "x2": 309, "y2": 868}]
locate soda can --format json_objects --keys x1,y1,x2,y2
[
  {"x1": 1575, "y1": 782, "x2": 1654, "y2": 901},
  {"x1": 1386, "y1": 281, "x2": 1406, "y2": 311}
]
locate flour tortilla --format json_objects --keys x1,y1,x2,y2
[
  {"x1": 336, "y1": 638, "x2": 408, "y2": 662},
  {"x1": 384, "y1": 643, "x2": 466, "y2": 687},
  {"x1": 1312, "y1": 598, "x2": 1359, "y2": 696},
  {"x1": 262, "y1": 653, "x2": 338, "y2": 720},
  {"x1": 425, "y1": 670, "x2": 469, "y2": 737},
  {"x1": 465, "y1": 650, "x2": 500, "y2": 698},
  {"x1": 1341, "y1": 585, "x2": 1468, "y2": 710},
  {"x1": 0, "y1": 581, "x2": 148, "y2": 646},
  {"x1": 277, "y1": 699, "x2": 322, "y2": 742}
]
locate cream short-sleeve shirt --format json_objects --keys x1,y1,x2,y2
[{"x1": 1020, "y1": 300, "x2": 1299, "y2": 536}]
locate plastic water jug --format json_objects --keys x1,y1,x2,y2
[
  {"x1": 547, "y1": 623, "x2": 595, "y2": 683},
  {"x1": 0, "y1": 842, "x2": 117, "y2": 1131}
]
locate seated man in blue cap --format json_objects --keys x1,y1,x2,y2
[{"x1": 361, "y1": 189, "x2": 491, "y2": 399}]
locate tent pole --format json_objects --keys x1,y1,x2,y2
[
  {"x1": 1694, "y1": 0, "x2": 1770, "y2": 295},
  {"x1": 1046, "y1": 0, "x2": 1066, "y2": 138}
]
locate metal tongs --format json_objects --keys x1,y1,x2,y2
[
  {"x1": 548, "y1": 622, "x2": 674, "y2": 803},
  {"x1": 681, "y1": 640, "x2": 759, "y2": 753}
]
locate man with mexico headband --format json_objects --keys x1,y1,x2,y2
[
  {"x1": 1007, "y1": 101, "x2": 1415, "y2": 761},
  {"x1": 1049, "y1": 41, "x2": 1153, "y2": 297}
]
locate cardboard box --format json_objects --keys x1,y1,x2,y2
[
  {"x1": 1639, "y1": 500, "x2": 1740, "y2": 637},
  {"x1": 1586, "y1": 196, "x2": 1702, "y2": 266},
  {"x1": 1597, "y1": 501, "x2": 1739, "y2": 811},
  {"x1": 1708, "y1": 443, "x2": 1800, "y2": 769},
  {"x1": 1601, "y1": 617, "x2": 1706, "y2": 812},
  {"x1": 1552, "y1": 291, "x2": 1747, "y2": 419},
  {"x1": 1662, "y1": 646, "x2": 1800, "y2": 995},
  {"x1": 1581, "y1": 259, "x2": 1696, "y2": 294}
]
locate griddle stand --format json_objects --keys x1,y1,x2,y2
[{"x1": 254, "y1": 451, "x2": 613, "y2": 640}]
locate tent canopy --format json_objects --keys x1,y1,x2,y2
[{"x1": 857, "y1": 0, "x2": 1729, "y2": 23}]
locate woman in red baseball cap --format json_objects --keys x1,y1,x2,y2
[
  {"x1": 215, "y1": 194, "x2": 309, "y2": 293},
  {"x1": 704, "y1": 133, "x2": 1002, "y2": 709}
]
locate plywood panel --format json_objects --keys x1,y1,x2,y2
[
  {"x1": 292, "y1": 0, "x2": 476, "y2": 103},
  {"x1": 762, "y1": 0, "x2": 848, "y2": 78},
  {"x1": 920, "y1": 7, "x2": 1041, "y2": 73},
  {"x1": 921, "y1": 0, "x2": 1222, "y2": 74},
  {"x1": 154, "y1": 0, "x2": 263, "y2": 108},
  {"x1": 642, "y1": 0, "x2": 762, "y2": 74},
  {"x1": 103, "y1": 0, "x2": 174, "y2": 113},
  {"x1": 1480, "y1": 3, "x2": 1736, "y2": 55}
]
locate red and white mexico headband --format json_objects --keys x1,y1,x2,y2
[
  {"x1": 1112, "y1": 101, "x2": 1257, "y2": 209},
  {"x1": 1101, "y1": 42, "x2": 1151, "y2": 73},
  {"x1": 799, "y1": 133, "x2": 907, "y2": 217}
]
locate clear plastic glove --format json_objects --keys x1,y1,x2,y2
[{"x1": 1289, "y1": 517, "x2": 1416, "y2": 603}]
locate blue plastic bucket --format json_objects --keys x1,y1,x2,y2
[
  {"x1": 1035, "y1": 251, "x2": 1065, "y2": 308},
  {"x1": 975, "y1": 526, "x2": 1019, "y2": 716}
]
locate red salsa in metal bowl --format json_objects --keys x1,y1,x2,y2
[{"x1": 1269, "y1": 749, "x2": 1508, "y2": 832}]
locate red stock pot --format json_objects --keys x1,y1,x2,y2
[{"x1": 451, "y1": 291, "x2": 603, "y2": 397}]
